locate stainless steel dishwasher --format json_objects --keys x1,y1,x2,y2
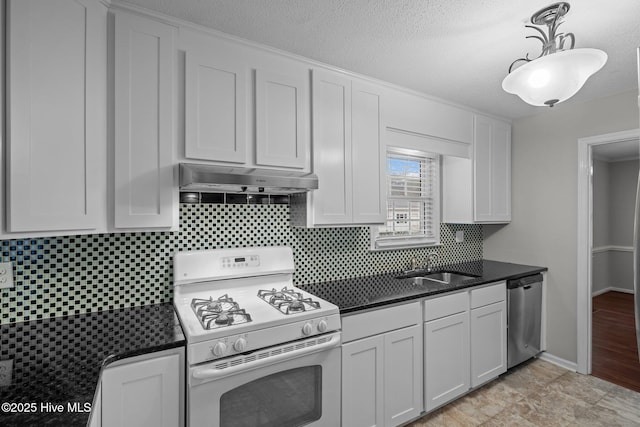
[{"x1": 507, "y1": 274, "x2": 543, "y2": 369}]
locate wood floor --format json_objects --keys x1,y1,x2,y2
[{"x1": 592, "y1": 291, "x2": 640, "y2": 392}]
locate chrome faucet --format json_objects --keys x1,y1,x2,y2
[{"x1": 425, "y1": 252, "x2": 439, "y2": 272}]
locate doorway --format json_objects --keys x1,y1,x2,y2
[
  {"x1": 577, "y1": 129, "x2": 640, "y2": 378},
  {"x1": 590, "y1": 142, "x2": 640, "y2": 391}
]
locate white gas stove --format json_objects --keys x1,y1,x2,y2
[{"x1": 173, "y1": 246, "x2": 341, "y2": 366}]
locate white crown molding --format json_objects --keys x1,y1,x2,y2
[{"x1": 108, "y1": 0, "x2": 511, "y2": 123}]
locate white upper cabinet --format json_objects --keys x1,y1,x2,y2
[
  {"x1": 113, "y1": 11, "x2": 177, "y2": 230},
  {"x1": 308, "y1": 70, "x2": 352, "y2": 225},
  {"x1": 184, "y1": 46, "x2": 247, "y2": 163},
  {"x1": 180, "y1": 29, "x2": 310, "y2": 171},
  {"x1": 255, "y1": 69, "x2": 308, "y2": 169},
  {"x1": 474, "y1": 115, "x2": 511, "y2": 222},
  {"x1": 351, "y1": 80, "x2": 385, "y2": 224},
  {"x1": 442, "y1": 114, "x2": 511, "y2": 223},
  {"x1": 291, "y1": 69, "x2": 384, "y2": 227},
  {"x1": 384, "y1": 90, "x2": 473, "y2": 145},
  {"x1": 6, "y1": 0, "x2": 107, "y2": 234}
]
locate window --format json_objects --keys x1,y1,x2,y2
[{"x1": 371, "y1": 148, "x2": 440, "y2": 250}]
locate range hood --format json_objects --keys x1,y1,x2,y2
[{"x1": 179, "y1": 163, "x2": 318, "y2": 194}]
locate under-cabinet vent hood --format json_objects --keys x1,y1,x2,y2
[{"x1": 179, "y1": 163, "x2": 318, "y2": 194}]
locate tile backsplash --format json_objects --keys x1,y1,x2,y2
[{"x1": 0, "y1": 203, "x2": 482, "y2": 325}]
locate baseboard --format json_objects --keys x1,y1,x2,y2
[
  {"x1": 592, "y1": 287, "x2": 635, "y2": 297},
  {"x1": 538, "y1": 352, "x2": 577, "y2": 372}
]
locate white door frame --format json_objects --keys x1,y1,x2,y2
[{"x1": 576, "y1": 128, "x2": 640, "y2": 374}]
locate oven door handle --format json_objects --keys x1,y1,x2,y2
[{"x1": 192, "y1": 333, "x2": 341, "y2": 382}]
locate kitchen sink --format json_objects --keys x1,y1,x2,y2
[
  {"x1": 398, "y1": 271, "x2": 477, "y2": 287},
  {"x1": 420, "y1": 271, "x2": 477, "y2": 284}
]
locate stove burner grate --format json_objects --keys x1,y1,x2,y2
[
  {"x1": 257, "y1": 286, "x2": 321, "y2": 315},
  {"x1": 191, "y1": 295, "x2": 252, "y2": 330}
]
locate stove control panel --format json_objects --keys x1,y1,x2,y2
[
  {"x1": 193, "y1": 315, "x2": 341, "y2": 364},
  {"x1": 221, "y1": 255, "x2": 260, "y2": 269}
]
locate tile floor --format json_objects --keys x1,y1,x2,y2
[{"x1": 406, "y1": 358, "x2": 640, "y2": 426}]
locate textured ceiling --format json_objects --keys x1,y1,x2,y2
[{"x1": 121, "y1": 0, "x2": 640, "y2": 120}]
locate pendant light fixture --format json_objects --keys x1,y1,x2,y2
[{"x1": 502, "y1": 2, "x2": 607, "y2": 107}]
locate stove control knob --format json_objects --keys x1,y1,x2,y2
[
  {"x1": 302, "y1": 322, "x2": 313, "y2": 336},
  {"x1": 212, "y1": 341, "x2": 227, "y2": 357},
  {"x1": 317, "y1": 320, "x2": 328, "y2": 333},
  {"x1": 233, "y1": 337, "x2": 247, "y2": 352}
]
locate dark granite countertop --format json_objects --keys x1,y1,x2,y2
[
  {"x1": 0, "y1": 303, "x2": 185, "y2": 427},
  {"x1": 298, "y1": 260, "x2": 547, "y2": 314}
]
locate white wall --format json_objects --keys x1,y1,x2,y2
[
  {"x1": 592, "y1": 160, "x2": 611, "y2": 248},
  {"x1": 592, "y1": 159, "x2": 610, "y2": 294},
  {"x1": 609, "y1": 159, "x2": 639, "y2": 292},
  {"x1": 483, "y1": 90, "x2": 639, "y2": 364},
  {"x1": 592, "y1": 159, "x2": 638, "y2": 294},
  {"x1": 610, "y1": 160, "x2": 639, "y2": 246}
]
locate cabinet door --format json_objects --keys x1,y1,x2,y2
[
  {"x1": 102, "y1": 353, "x2": 182, "y2": 427},
  {"x1": 114, "y1": 12, "x2": 176, "y2": 229},
  {"x1": 311, "y1": 70, "x2": 352, "y2": 224},
  {"x1": 352, "y1": 80, "x2": 385, "y2": 224},
  {"x1": 424, "y1": 312, "x2": 470, "y2": 412},
  {"x1": 88, "y1": 382, "x2": 102, "y2": 427},
  {"x1": 474, "y1": 115, "x2": 511, "y2": 222},
  {"x1": 489, "y1": 121, "x2": 511, "y2": 221},
  {"x1": 184, "y1": 49, "x2": 247, "y2": 163},
  {"x1": 384, "y1": 325, "x2": 423, "y2": 426},
  {"x1": 342, "y1": 335, "x2": 384, "y2": 427},
  {"x1": 471, "y1": 301, "x2": 507, "y2": 388},
  {"x1": 256, "y1": 69, "x2": 308, "y2": 169},
  {"x1": 6, "y1": 0, "x2": 106, "y2": 232}
]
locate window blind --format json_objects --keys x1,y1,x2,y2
[{"x1": 374, "y1": 150, "x2": 440, "y2": 249}]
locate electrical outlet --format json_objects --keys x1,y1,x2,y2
[
  {"x1": 0, "y1": 262, "x2": 14, "y2": 289},
  {"x1": 0, "y1": 359, "x2": 13, "y2": 386},
  {"x1": 455, "y1": 230, "x2": 465, "y2": 243}
]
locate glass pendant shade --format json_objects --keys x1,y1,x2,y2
[{"x1": 502, "y1": 48, "x2": 607, "y2": 107}]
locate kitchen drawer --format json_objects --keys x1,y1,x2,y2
[
  {"x1": 424, "y1": 292, "x2": 468, "y2": 322},
  {"x1": 342, "y1": 302, "x2": 421, "y2": 343},
  {"x1": 470, "y1": 282, "x2": 506, "y2": 309}
]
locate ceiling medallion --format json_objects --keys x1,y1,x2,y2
[{"x1": 502, "y1": 2, "x2": 607, "y2": 107}]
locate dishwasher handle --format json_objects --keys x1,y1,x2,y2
[{"x1": 507, "y1": 273, "x2": 543, "y2": 289}]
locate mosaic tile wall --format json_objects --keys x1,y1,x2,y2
[{"x1": 0, "y1": 203, "x2": 482, "y2": 325}]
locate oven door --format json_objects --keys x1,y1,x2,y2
[{"x1": 188, "y1": 332, "x2": 341, "y2": 427}]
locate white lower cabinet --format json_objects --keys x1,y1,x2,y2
[
  {"x1": 424, "y1": 295, "x2": 470, "y2": 412},
  {"x1": 100, "y1": 347, "x2": 185, "y2": 427},
  {"x1": 424, "y1": 282, "x2": 506, "y2": 412},
  {"x1": 383, "y1": 324, "x2": 424, "y2": 426},
  {"x1": 470, "y1": 285, "x2": 507, "y2": 388},
  {"x1": 342, "y1": 334, "x2": 384, "y2": 427},
  {"x1": 424, "y1": 312, "x2": 470, "y2": 411},
  {"x1": 341, "y1": 302, "x2": 422, "y2": 427}
]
